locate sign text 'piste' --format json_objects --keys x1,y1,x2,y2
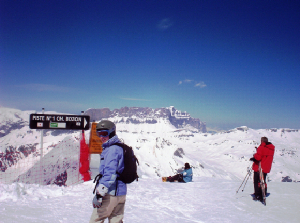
[{"x1": 29, "y1": 114, "x2": 90, "y2": 130}]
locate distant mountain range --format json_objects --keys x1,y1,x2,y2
[
  {"x1": 85, "y1": 106, "x2": 207, "y2": 132},
  {"x1": 0, "y1": 106, "x2": 299, "y2": 187}
]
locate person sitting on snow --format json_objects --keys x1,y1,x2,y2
[{"x1": 167, "y1": 163, "x2": 193, "y2": 183}]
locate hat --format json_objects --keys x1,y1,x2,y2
[
  {"x1": 261, "y1": 137, "x2": 268, "y2": 143},
  {"x1": 185, "y1": 163, "x2": 191, "y2": 169},
  {"x1": 96, "y1": 120, "x2": 116, "y2": 139}
]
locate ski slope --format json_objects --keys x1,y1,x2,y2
[{"x1": 0, "y1": 176, "x2": 299, "y2": 223}]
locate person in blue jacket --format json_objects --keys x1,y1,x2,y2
[
  {"x1": 90, "y1": 120, "x2": 126, "y2": 223},
  {"x1": 167, "y1": 163, "x2": 193, "y2": 183}
]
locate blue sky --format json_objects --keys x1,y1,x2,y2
[{"x1": 1, "y1": 0, "x2": 299, "y2": 130}]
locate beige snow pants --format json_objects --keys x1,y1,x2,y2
[{"x1": 89, "y1": 194, "x2": 126, "y2": 223}]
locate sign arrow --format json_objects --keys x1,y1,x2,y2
[{"x1": 84, "y1": 118, "x2": 87, "y2": 128}]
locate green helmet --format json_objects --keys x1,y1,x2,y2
[{"x1": 96, "y1": 120, "x2": 116, "y2": 138}]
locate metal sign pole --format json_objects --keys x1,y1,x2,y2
[
  {"x1": 41, "y1": 108, "x2": 44, "y2": 157},
  {"x1": 40, "y1": 108, "x2": 44, "y2": 184},
  {"x1": 79, "y1": 111, "x2": 84, "y2": 182}
]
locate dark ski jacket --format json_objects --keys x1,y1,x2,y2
[{"x1": 252, "y1": 142, "x2": 275, "y2": 173}]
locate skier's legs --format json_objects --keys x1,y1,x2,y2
[
  {"x1": 90, "y1": 208, "x2": 104, "y2": 223},
  {"x1": 253, "y1": 171, "x2": 262, "y2": 198},
  {"x1": 261, "y1": 173, "x2": 267, "y2": 195},
  {"x1": 168, "y1": 174, "x2": 182, "y2": 182},
  {"x1": 254, "y1": 171, "x2": 268, "y2": 200},
  {"x1": 178, "y1": 174, "x2": 185, "y2": 183},
  {"x1": 89, "y1": 194, "x2": 126, "y2": 223},
  {"x1": 264, "y1": 173, "x2": 268, "y2": 194},
  {"x1": 108, "y1": 195, "x2": 126, "y2": 223}
]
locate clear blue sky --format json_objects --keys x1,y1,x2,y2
[{"x1": 1, "y1": 0, "x2": 299, "y2": 130}]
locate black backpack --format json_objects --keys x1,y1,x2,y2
[{"x1": 114, "y1": 142, "x2": 139, "y2": 184}]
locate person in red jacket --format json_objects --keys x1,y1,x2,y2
[{"x1": 250, "y1": 137, "x2": 275, "y2": 201}]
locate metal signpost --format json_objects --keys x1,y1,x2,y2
[{"x1": 29, "y1": 110, "x2": 90, "y2": 184}]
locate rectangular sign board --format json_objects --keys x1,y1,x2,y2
[
  {"x1": 89, "y1": 122, "x2": 103, "y2": 154},
  {"x1": 29, "y1": 114, "x2": 90, "y2": 130}
]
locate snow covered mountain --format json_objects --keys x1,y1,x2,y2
[
  {"x1": 85, "y1": 106, "x2": 207, "y2": 132},
  {"x1": 0, "y1": 106, "x2": 299, "y2": 186}
]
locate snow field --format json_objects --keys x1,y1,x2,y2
[{"x1": 1, "y1": 177, "x2": 300, "y2": 223}]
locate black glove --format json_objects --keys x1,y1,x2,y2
[
  {"x1": 92, "y1": 193, "x2": 102, "y2": 208},
  {"x1": 249, "y1": 157, "x2": 257, "y2": 162}
]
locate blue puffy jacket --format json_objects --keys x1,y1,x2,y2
[
  {"x1": 182, "y1": 168, "x2": 193, "y2": 183},
  {"x1": 97, "y1": 135, "x2": 127, "y2": 196}
]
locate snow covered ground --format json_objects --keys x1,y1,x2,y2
[{"x1": 1, "y1": 175, "x2": 299, "y2": 223}]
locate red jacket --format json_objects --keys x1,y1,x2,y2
[{"x1": 252, "y1": 142, "x2": 275, "y2": 173}]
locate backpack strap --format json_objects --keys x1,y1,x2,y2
[
  {"x1": 112, "y1": 142, "x2": 124, "y2": 148},
  {"x1": 93, "y1": 174, "x2": 103, "y2": 194}
]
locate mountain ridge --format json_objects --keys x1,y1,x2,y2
[{"x1": 85, "y1": 106, "x2": 207, "y2": 133}]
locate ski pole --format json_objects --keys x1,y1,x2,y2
[
  {"x1": 236, "y1": 164, "x2": 252, "y2": 194},
  {"x1": 236, "y1": 170, "x2": 250, "y2": 193},
  {"x1": 241, "y1": 169, "x2": 252, "y2": 192}
]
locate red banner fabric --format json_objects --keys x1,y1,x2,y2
[{"x1": 79, "y1": 131, "x2": 91, "y2": 181}]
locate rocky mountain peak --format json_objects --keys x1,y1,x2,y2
[{"x1": 85, "y1": 106, "x2": 207, "y2": 132}]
